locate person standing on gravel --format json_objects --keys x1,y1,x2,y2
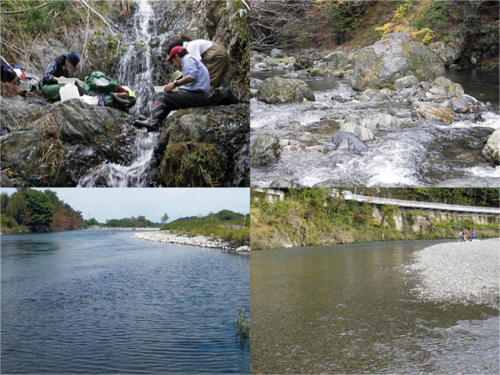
[{"x1": 471, "y1": 229, "x2": 476, "y2": 241}]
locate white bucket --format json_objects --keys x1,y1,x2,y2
[{"x1": 59, "y1": 83, "x2": 80, "y2": 102}]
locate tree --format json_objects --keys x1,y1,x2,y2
[
  {"x1": 1, "y1": 192, "x2": 10, "y2": 215},
  {"x1": 23, "y1": 189, "x2": 55, "y2": 231},
  {"x1": 161, "y1": 213, "x2": 169, "y2": 225},
  {"x1": 5, "y1": 192, "x2": 31, "y2": 226}
]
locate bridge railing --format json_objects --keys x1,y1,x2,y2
[{"x1": 339, "y1": 192, "x2": 500, "y2": 214}]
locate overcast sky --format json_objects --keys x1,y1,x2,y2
[{"x1": 1, "y1": 188, "x2": 249, "y2": 223}]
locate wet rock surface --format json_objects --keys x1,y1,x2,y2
[
  {"x1": 250, "y1": 131, "x2": 280, "y2": 165},
  {"x1": 482, "y1": 128, "x2": 500, "y2": 166}
]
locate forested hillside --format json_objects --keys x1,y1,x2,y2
[
  {"x1": 1, "y1": 189, "x2": 85, "y2": 233},
  {"x1": 251, "y1": 0, "x2": 498, "y2": 69}
]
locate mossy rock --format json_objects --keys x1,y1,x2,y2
[
  {"x1": 161, "y1": 141, "x2": 227, "y2": 187},
  {"x1": 257, "y1": 76, "x2": 315, "y2": 104}
]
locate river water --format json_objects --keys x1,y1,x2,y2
[
  {"x1": 1, "y1": 230, "x2": 250, "y2": 374},
  {"x1": 251, "y1": 69, "x2": 500, "y2": 187},
  {"x1": 251, "y1": 240, "x2": 499, "y2": 374}
]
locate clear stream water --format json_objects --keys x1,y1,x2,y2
[
  {"x1": 251, "y1": 240, "x2": 499, "y2": 374},
  {"x1": 251, "y1": 69, "x2": 500, "y2": 187},
  {"x1": 1, "y1": 230, "x2": 250, "y2": 374}
]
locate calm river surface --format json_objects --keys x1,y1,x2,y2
[
  {"x1": 1, "y1": 230, "x2": 250, "y2": 374},
  {"x1": 251, "y1": 240, "x2": 499, "y2": 374}
]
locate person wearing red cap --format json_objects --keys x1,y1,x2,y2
[
  {"x1": 133, "y1": 46, "x2": 210, "y2": 130},
  {"x1": 166, "y1": 38, "x2": 230, "y2": 90}
]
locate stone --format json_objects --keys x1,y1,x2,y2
[
  {"x1": 250, "y1": 132, "x2": 280, "y2": 165},
  {"x1": 351, "y1": 33, "x2": 445, "y2": 90},
  {"x1": 431, "y1": 76, "x2": 465, "y2": 97},
  {"x1": 257, "y1": 76, "x2": 315, "y2": 104},
  {"x1": 449, "y1": 98, "x2": 471, "y2": 113},
  {"x1": 394, "y1": 75, "x2": 419, "y2": 90},
  {"x1": 415, "y1": 104, "x2": 455, "y2": 124},
  {"x1": 482, "y1": 128, "x2": 500, "y2": 165},
  {"x1": 270, "y1": 48, "x2": 287, "y2": 58},
  {"x1": 331, "y1": 130, "x2": 368, "y2": 152}
]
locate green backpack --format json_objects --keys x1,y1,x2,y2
[
  {"x1": 84, "y1": 71, "x2": 116, "y2": 93},
  {"x1": 83, "y1": 72, "x2": 117, "y2": 106}
]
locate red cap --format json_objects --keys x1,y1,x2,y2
[{"x1": 167, "y1": 46, "x2": 187, "y2": 62}]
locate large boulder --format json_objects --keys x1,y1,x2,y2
[
  {"x1": 351, "y1": 33, "x2": 445, "y2": 90},
  {"x1": 482, "y1": 128, "x2": 500, "y2": 166},
  {"x1": 257, "y1": 77, "x2": 315, "y2": 104},
  {"x1": 250, "y1": 132, "x2": 280, "y2": 165},
  {"x1": 1, "y1": 99, "x2": 137, "y2": 186},
  {"x1": 151, "y1": 104, "x2": 250, "y2": 187}
]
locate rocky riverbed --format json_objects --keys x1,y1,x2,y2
[
  {"x1": 405, "y1": 238, "x2": 500, "y2": 309},
  {"x1": 132, "y1": 231, "x2": 250, "y2": 256},
  {"x1": 250, "y1": 33, "x2": 500, "y2": 187}
]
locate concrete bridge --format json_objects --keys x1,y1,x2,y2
[{"x1": 338, "y1": 191, "x2": 500, "y2": 215}]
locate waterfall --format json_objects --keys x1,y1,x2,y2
[
  {"x1": 116, "y1": 0, "x2": 157, "y2": 117},
  {"x1": 78, "y1": 0, "x2": 159, "y2": 187}
]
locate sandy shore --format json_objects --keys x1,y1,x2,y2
[
  {"x1": 405, "y1": 238, "x2": 499, "y2": 309},
  {"x1": 132, "y1": 231, "x2": 250, "y2": 256}
]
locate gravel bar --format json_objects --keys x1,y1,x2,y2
[
  {"x1": 405, "y1": 238, "x2": 500, "y2": 309},
  {"x1": 132, "y1": 231, "x2": 250, "y2": 256}
]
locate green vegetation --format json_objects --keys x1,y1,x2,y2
[
  {"x1": 161, "y1": 210, "x2": 250, "y2": 245},
  {"x1": 234, "y1": 308, "x2": 250, "y2": 340},
  {"x1": 251, "y1": 188, "x2": 500, "y2": 250},
  {"x1": 1, "y1": 189, "x2": 85, "y2": 233},
  {"x1": 104, "y1": 216, "x2": 158, "y2": 228},
  {"x1": 251, "y1": 0, "x2": 499, "y2": 50}
]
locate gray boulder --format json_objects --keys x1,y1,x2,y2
[
  {"x1": 331, "y1": 130, "x2": 368, "y2": 152},
  {"x1": 482, "y1": 128, "x2": 500, "y2": 166},
  {"x1": 351, "y1": 33, "x2": 445, "y2": 90},
  {"x1": 394, "y1": 75, "x2": 419, "y2": 90},
  {"x1": 257, "y1": 77, "x2": 315, "y2": 104},
  {"x1": 270, "y1": 48, "x2": 287, "y2": 58},
  {"x1": 251, "y1": 132, "x2": 280, "y2": 165}
]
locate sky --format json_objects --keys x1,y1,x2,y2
[{"x1": 1, "y1": 188, "x2": 249, "y2": 224}]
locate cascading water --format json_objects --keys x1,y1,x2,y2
[
  {"x1": 116, "y1": 0, "x2": 157, "y2": 118},
  {"x1": 78, "y1": 0, "x2": 159, "y2": 187}
]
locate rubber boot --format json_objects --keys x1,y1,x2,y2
[{"x1": 133, "y1": 102, "x2": 168, "y2": 131}]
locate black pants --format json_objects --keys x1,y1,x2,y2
[{"x1": 156, "y1": 89, "x2": 208, "y2": 116}]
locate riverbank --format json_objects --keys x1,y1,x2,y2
[
  {"x1": 405, "y1": 238, "x2": 500, "y2": 309},
  {"x1": 89, "y1": 226, "x2": 160, "y2": 231},
  {"x1": 132, "y1": 231, "x2": 250, "y2": 256}
]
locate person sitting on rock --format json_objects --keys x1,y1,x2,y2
[
  {"x1": 41, "y1": 52, "x2": 80, "y2": 100},
  {"x1": 133, "y1": 46, "x2": 210, "y2": 130},
  {"x1": 166, "y1": 38, "x2": 229, "y2": 90}
]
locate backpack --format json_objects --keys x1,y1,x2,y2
[
  {"x1": 83, "y1": 72, "x2": 117, "y2": 94},
  {"x1": 207, "y1": 87, "x2": 240, "y2": 106}
]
